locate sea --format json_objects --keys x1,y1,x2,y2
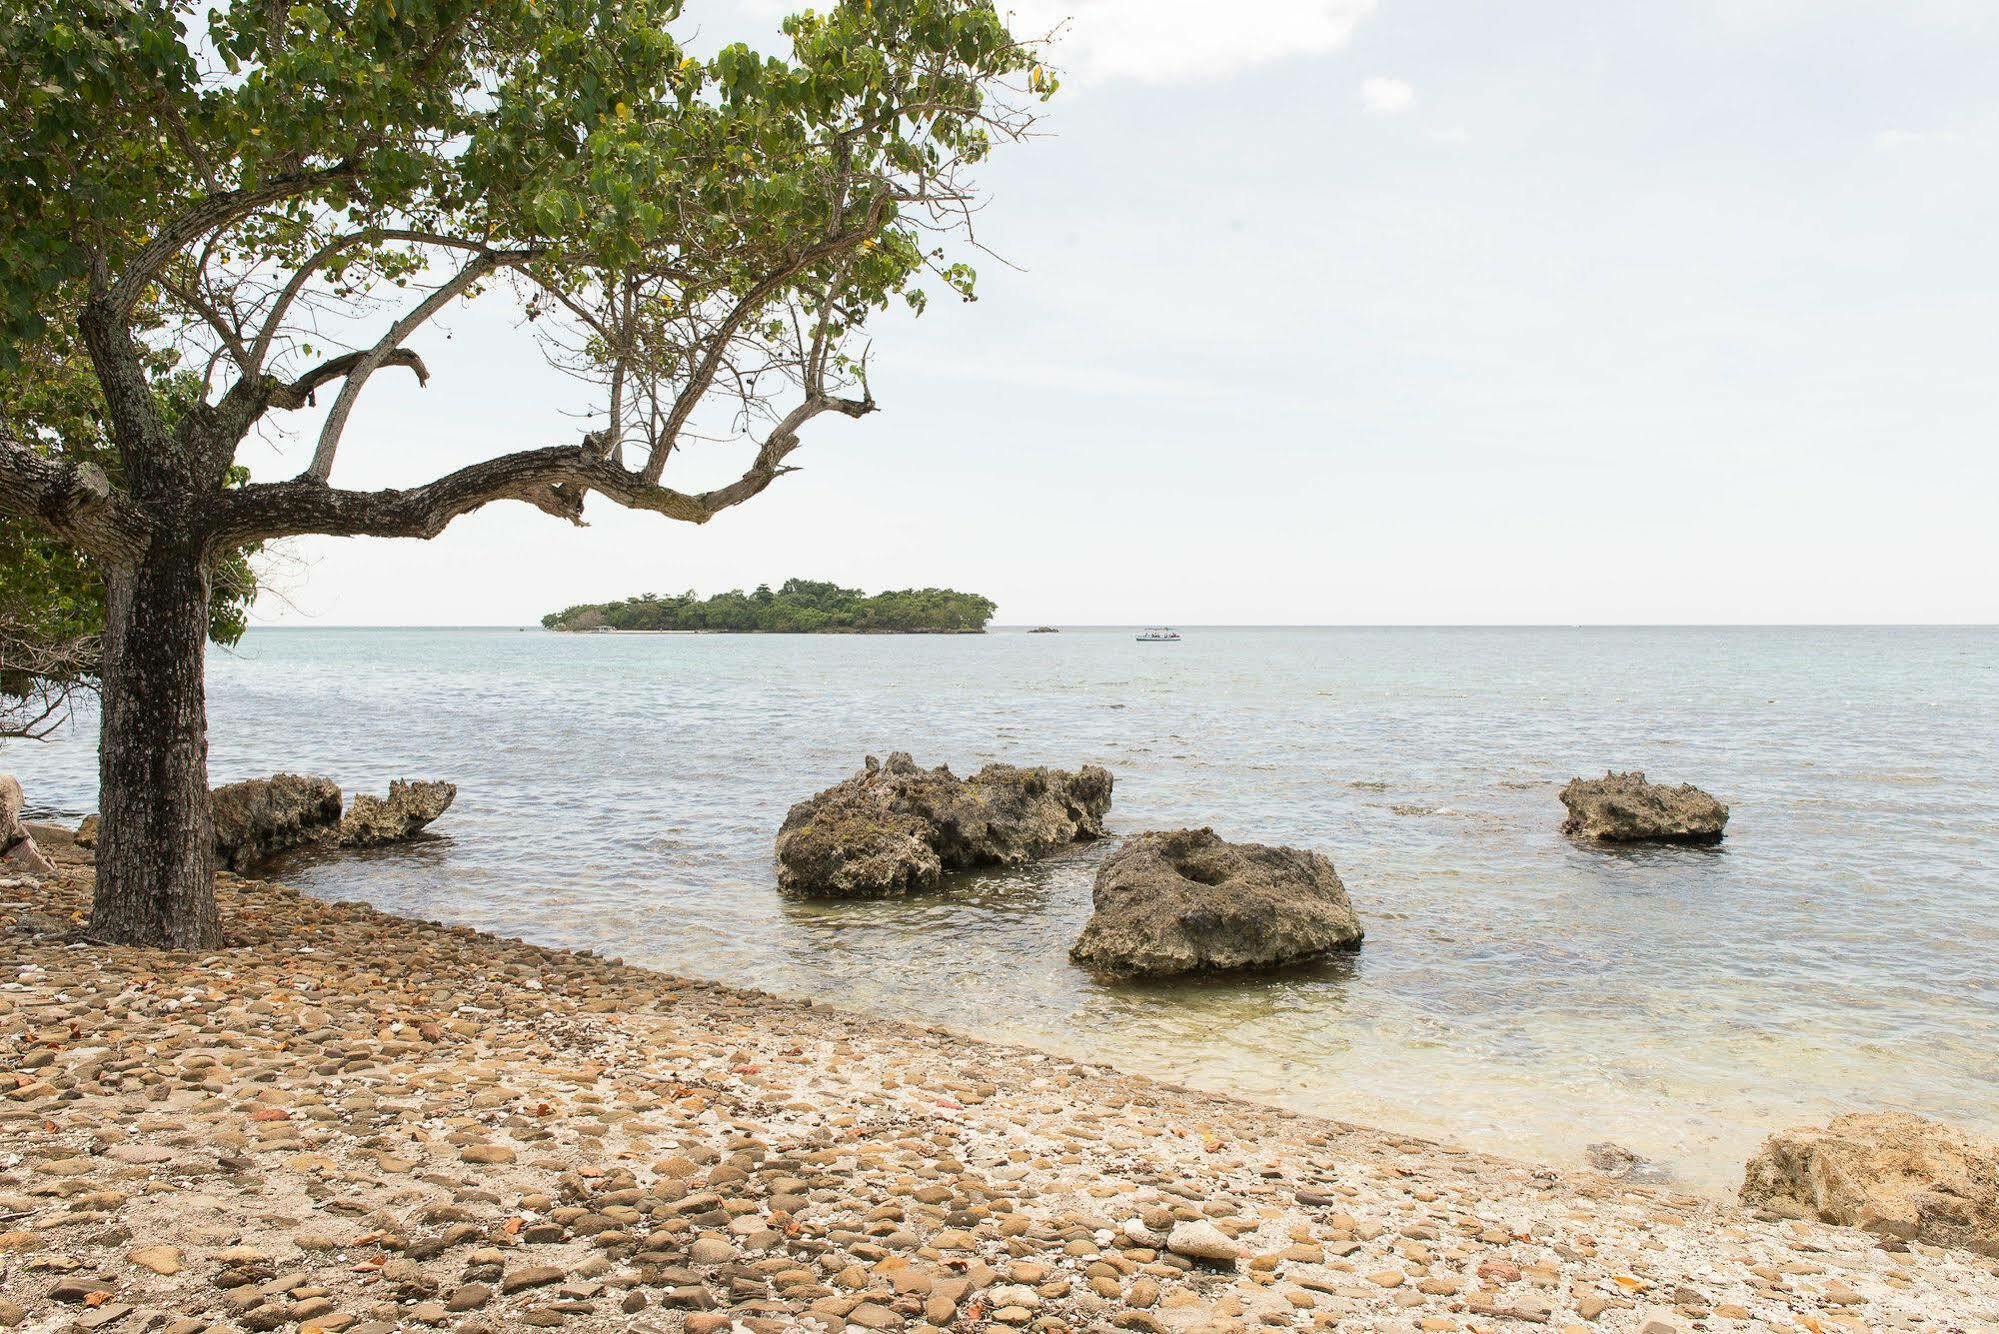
[{"x1": 13, "y1": 624, "x2": 1998, "y2": 1193}]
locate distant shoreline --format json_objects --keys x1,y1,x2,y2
[
  {"x1": 542, "y1": 580, "x2": 996, "y2": 635},
  {"x1": 549, "y1": 626, "x2": 988, "y2": 636},
  {"x1": 236, "y1": 622, "x2": 1999, "y2": 632}
]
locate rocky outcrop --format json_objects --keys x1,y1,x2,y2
[
  {"x1": 1559, "y1": 771, "x2": 1728, "y2": 844},
  {"x1": 1, "y1": 775, "x2": 55, "y2": 876},
  {"x1": 339, "y1": 780, "x2": 456, "y2": 848},
  {"x1": 63, "y1": 776, "x2": 454, "y2": 874},
  {"x1": 1069, "y1": 828, "x2": 1363, "y2": 978},
  {"x1": 210, "y1": 774, "x2": 344, "y2": 871},
  {"x1": 1741, "y1": 1113, "x2": 1999, "y2": 1256},
  {"x1": 776, "y1": 752, "x2": 1113, "y2": 898}
]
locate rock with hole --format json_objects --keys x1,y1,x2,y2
[{"x1": 1070, "y1": 827, "x2": 1362, "y2": 978}]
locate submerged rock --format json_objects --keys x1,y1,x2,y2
[
  {"x1": 1069, "y1": 828, "x2": 1363, "y2": 978},
  {"x1": 211, "y1": 773, "x2": 344, "y2": 871},
  {"x1": 1585, "y1": 1141, "x2": 1675, "y2": 1184},
  {"x1": 775, "y1": 752, "x2": 1113, "y2": 898},
  {"x1": 1559, "y1": 771, "x2": 1728, "y2": 844},
  {"x1": 340, "y1": 779, "x2": 456, "y2": 847},
  {"x1": 1, "y1": 775, "x2": 55, "y2": 876},
  {"x1": 1741, "y1": 1112, "x2": 1999, "y2": 1256}
]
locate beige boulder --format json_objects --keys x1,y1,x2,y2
[
  {"x1": 0, "y1": 775, "x2": 55, "y2": 876},
  {"x1": 1741, "y1": 1112, "x2": 1999, "y2": 1255},
  {"x1": 339, "y1": 779, "x2": 456, "y2": 847},
  {"x1": 209, "y1": 774, "x2": 456, "y2": 871}
]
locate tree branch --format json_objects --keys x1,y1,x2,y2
[
  {"x1": 304, "y1": 250, "x2": 514, "y2": 481},
  {"x1": 0, "y1": 428, "x2": 146, "y2": 559},
  {"x1": 159, "y1": 273, "x2": 251, "y2": 375},
  {"x1": 643, "y1": 196, "x2": 893, "y2": 484},
  {"x1": 218, "y1": 445, "x2": 695, "y2": 542},
  {"x1": 105, "y1": 163, "x2": 357, "y2": 321},
  {"x1": 212, "y1": 399, "x2": 864, "y2": 546},
  {"x1": 244, "y1": 228, "x2": 518, "y2": 379},
  {"x1": 270, "y1": 348, "x2": 430, "y2": 412}
]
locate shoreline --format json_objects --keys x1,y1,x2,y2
[
  {"x1": 544, "y1": 628, "x2": 989, "y2": 636},
  {"x1": 5, "y1": 860, "x2": 1999, "y2": 1331}
]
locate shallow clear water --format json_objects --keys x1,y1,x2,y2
[{"x1": 15, "y1": 625, "x2": 1999, "y2": 1193}]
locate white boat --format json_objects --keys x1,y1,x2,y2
[{"x1": 1136, "y1": 627, "x2": 1181, "y2": 642}]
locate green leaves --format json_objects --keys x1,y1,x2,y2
[
  {"x1": 0, "y1": 313, "x2": 257, "y2": 705},
  {"x1": 2, "y1": 0, "x2": 1041, "y2": 329},
  {"x1": 545, "y1": 579, "x2": 997, "y2": 633},
  {"x1": 3, "y1": 0, "x2": 1045, "y2": 514}
]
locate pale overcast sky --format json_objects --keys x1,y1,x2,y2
[{"x1": 248, "y1": 0, "x2": 1999, "y2": 626}]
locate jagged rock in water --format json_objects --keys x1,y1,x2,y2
[
  {"x1": 775, "y1": 752, "x2": 1113, "y2": 898},
  {"x1": 1, "y1": 775, "x2": 55, "y2": 876},
  {"x1": 1742, "y1": 1112, "x2": 1999, "y2": 1256},
  {"x1": 1559, "y1": 771, "x2": 1728, "y2": 844},
  {"x1": 73, "y1": 775, "x2": 455, "y2": 875},
  {"x1": 1069, "y1": 827, "x2": 1363, "y2": 978},
  {"x1": 210, "y1": 773, "x2": 344, "y2": 872},
  {"x1": 339, "y1": 779, "x2": 456, "y2": 847},
  {"x1": 777, "y1": 802, "x2": 942, "y2": 899}
]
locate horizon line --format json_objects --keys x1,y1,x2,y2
[{"x1": 239, "y1": 621, "x2": 1999, "y2": 630}]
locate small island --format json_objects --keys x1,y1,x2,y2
[{"x1": 542, "y1": 579, "x2": 996, "y2": 634}]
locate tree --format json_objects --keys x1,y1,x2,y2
[
  {"x1": 0, "y1": 0, "x2": 1049, "y2": 947},
  {"x1": 542, "y1": 579, "x2": 994, "y2": 632},
  {"x1": 2, "y1": 305, "x2": 257, "y2": 739}
]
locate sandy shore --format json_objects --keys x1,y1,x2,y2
[{"x1": 4, "y1": 847, "x2": 1997, "y2": 1333}]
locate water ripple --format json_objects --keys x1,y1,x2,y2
[{"x1": 14, "y1": 624, "x2": 1999, "y2": 1192}]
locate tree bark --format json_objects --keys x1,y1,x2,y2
[{"x1": 89, "y1": 541, "x2": 222, "y2": 948}]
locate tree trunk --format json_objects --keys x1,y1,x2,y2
[{"x1": 89, "y1": 541, "x2": 221, "y2": 948}]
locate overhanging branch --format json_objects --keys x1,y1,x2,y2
[
  {"x1": 211, "y1": 389, "x2": 872, "y2": 547},
  {"x1": 643, "y1": 196, "x2": 893, "y2": 484},
  {"x1": 217, "y1": 445, "x2": 710, "y2": 543},
  {"x1": 305, "y1": 249, "x2": 521, "y2": 481},
  {"x1": 270, "y1": 349, "x2": 430, "y2": 412}
]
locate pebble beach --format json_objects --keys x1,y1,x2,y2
[{"x1": 5, "y1": 835, "x2": 1999, "y2": 1334}]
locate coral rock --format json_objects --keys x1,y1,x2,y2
[
  {"x1": 1070, "y1": 828, "x2": 1362, "y2": 978},
  {"x1": 775, "y1": 752, "x2": 1112, "y2": 898},
  {"x1": 1559, "y1": 771, "x2": 1728, "y2": 844}
]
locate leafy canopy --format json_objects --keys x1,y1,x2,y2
[
  {"x1": 0, "y1": 317, "x2": 256, "y2": 733},
  {"x1": 0, "y1": 0, "x2": 1051, "y2": 387}
]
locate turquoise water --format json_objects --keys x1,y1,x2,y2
[{"x1": 15, "y1": 625, "x2": 1999, "y2": 1192}]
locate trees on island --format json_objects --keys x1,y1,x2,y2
[
  {"x1": 0, "y1": 0, "x2": 1049, "y2": 947},
  {"x1": 544, "y1": 579, "x2": 995, "y2": 633}
]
